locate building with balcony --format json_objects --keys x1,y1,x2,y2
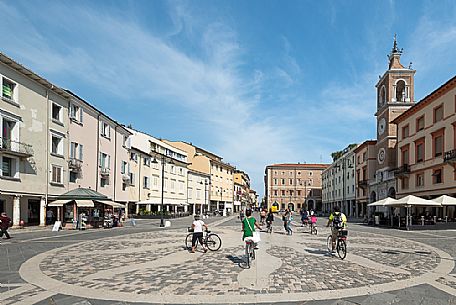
[
  {"x1": 354, "y1": 140, "x2": 377, "y2": 217},
  {"x1": 265, "y1": 163, "x2": 328, "y2": 212},
  {"x1": 129, "y1": 130, "x2": 189, "y2": 215},
  {"x1": 233, "y1": 170, "x2": 251, "y2": 211},
  {"x1": 187, "y1": 169, "x2": 210, "y2": 215},
  {"x1": 0, "y1": 52, "x2": 72, "y2": 226},
  {"x1": 321, "y1": 145, "x2": 357, "y2": 216},
  {"x1": 164, "y1": 141, "x2": 235, "y2": 215},
  {"x1": 394, "y1": 75, "x2": 456, "y2": 219}
]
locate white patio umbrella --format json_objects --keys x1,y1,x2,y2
[
  {"x1": 432, "y1": 195, "x2": 456, "y2": 206},
  {"x1": 384, "y1": 195, "x2": 441, "y2": 207},
  {"x1": 367, "y1": 197, "x2": 398, "y2": 207}
]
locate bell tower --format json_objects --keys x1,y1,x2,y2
[{"x1": 375, "y1": 35, "x2": 415, "y2": 170}]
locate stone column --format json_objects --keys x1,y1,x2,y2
[
  {"x1": 184, "y1": 205, "x2": 188, "y2": 213},
  {"x1": 157, "y1": 205, "x2": 161, "y2": 212},
  {"x1": 192, "y1": 204, "x2": 196, "y2": 215},
  {"x1": 136, "y1": 203, "x2": 140, "y2": 214},
  {"x1": 146, "y1": 204, "x2": 151, "y2": 212},
  {"x1": 39, "y1": 197, "x2": 46, "y2": 226},
  {"x1": 57, "y1": 207, "x2": 61, "y2": 221},
  {"x1": 13, "y1": 196, "x2": 21, "y2": 226},
  {"x1": 124, "y1": 203, "x2": 129, "y2": 218}
]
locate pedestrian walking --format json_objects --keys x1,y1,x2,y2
[
  {"x1": 191, "y1": 214, "x2": 208, "y2": 253},
  {"x1": 46, "y1": 209, "x2": 54, "y2": 225},
  {"x1": 283, "y1": 209, "x2": 293, "y2": 235},
  {"x1": 0, "y1": 212, "x2": 12, "y2": 239}
]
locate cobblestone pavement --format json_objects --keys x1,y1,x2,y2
[{"x1": 1, "y1": 216, "x2": 455, "y2": 304}]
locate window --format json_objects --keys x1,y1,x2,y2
[
  {"x1": 363, "y1": 152, "x2": 367, "y2": 162},
  {"x1": 99, "y1": 152, "x2": 110, "y2": 169},
  {"x1": 281, "y1": 190, "x2": 285, "y2": 196},
  {"x1": 297, "y1": 190, "x2": 301, "y2": 196},
  {"x1": 432, "y1": 130, "x2": 444, "y2": 158},
  {"x1": 309, "y1": 172, "x2": 313, "y2": 176},
  {"x1": 401, "y1": 177, "x2": 409, "y2": 189},
  {"x1": 52, "y1": 104, "x2": 62, "y2": 123},
  {"x1": 188, "y1": 188, "x2": 193, "y2": 198},
  {"x1": 51, "y1": 165, "x2": 63, "y2": 184},
  {"x1": 70, "y1": 142, "x2": 83, "y2": 160},
  {"x1": 416, "y1": 173, "x2": 424, "y2": 187},
  {"x1": 274, "y1": 178, "x2": 277, "y2": 185},
  {"x1": 69, "y1": 171, "x2": 78, "y2": 183},
  {"x1": 100, "y1": 121, "x2": 110, "y2": 138},
  {"x1": 401, "y1": 146, "x2": 409, "y2": 165},
  {"x1": 289, "y1": 179, "x2": 293, "y2": 185},
  {"x1": 434, "y1": 105, "x2": 443, "y2": 123},
  {"x1": 274, "y1": 190, "x2": 278, "y2": 196},
  {"x1": 433, "y1": 168, "x2": 443, "y2": 184},
  {"x1": 51, "y1": 134, "x2": 64, "y2": 156},
  {"x1": 121, "y1": 161, "x2": 129, "y2": 174},
  {"x1": 129, "y1": 173, "x2": 135, "y2": 186},
  {"x1": 396, "y1": 80, "x2": 406, "y2": 102},
  {"x1": 415, "y1": 140, "x2": 424, "y2": 163},
  {"x1": 143, "y1": 176, "x2": 150, "y2": 189},
  {"x1": 70, "y1": 104, "x2": 83, "y2": 123},
  {"x1": 100, "y1": 177, "x2": 109, "y2": 187},
  {"x1": 2, "y1": 77, "x2": 16, "y2": 101},
  {"x1": 1, "y1": 156, "x2": 17, "y2": 178},
  {"x1": 281, "y1": 179, "x2": 285, "y2": 185},
  {"x1": 402, "y1": 125, "x2": 409, "y2": 139},
  {"x1": 153, "y1": 176, "x2": 158, "y2": 189},
  {"x1": 130, "y1": 152, "x2": 138, "y2": 162},
  {"x1": 144, "y1": 157, "x2": 150, "y2": 166},
  {"x1": 416, "y1": 116, "x2": 425, "y2": 132}
]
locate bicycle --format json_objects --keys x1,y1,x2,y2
[
  {"x1": 244, "y1": 238, "x2": 256, "y2": 268},
  {"x1": 309, "y1": 222, "x2": 317, "y2": 235},
  {"x1": 326, "y1": 228, "x2": 347, "y2": 259},
  {"x1": 266, "y1": 221, "x2": 273, "y2": 234},
  {"x1": 185, "y1": 228, "x2": 222, "y2": 251}
]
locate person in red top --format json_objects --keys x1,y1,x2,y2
[{"x1": 0, "y1": 212, "x2": 12, "y2": 239}]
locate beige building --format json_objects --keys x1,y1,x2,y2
[
  {"x1": 164, "y1": 141, "x2": 235, "y2": 215},
  {"x1": 129, "y1": 129, "x2": 189, "y2": 215},
  {"x1": 393, "y1": 75, "x2": 456, "y2": 219},
  {"x1": 321, "y1": 145, "x2": 357, "y2": 216},
  {"x1": 265, "y1": 163, "x2": 328, "y2": 212},
  {"x1": 187, "y1": 169, "x2": 211, "y2": 215},
  {"x1": 354, "y1": 140, "x2": 377, "y2": 217},
  {"x1": 233, "y1": 170, "x2": 250, "y2": 211},
  {"x1": 0, "y1": 52, "x2": 72, "y2": 226}
]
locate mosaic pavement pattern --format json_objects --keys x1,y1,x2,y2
[{"x1": 15, "y1": 225, "x2": 456, "y2": 304}]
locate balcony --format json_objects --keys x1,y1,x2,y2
[
  {"x1": 69, "y1": 158, "x2": 83, "y2": 171},
  {"x1": 444, "y1": 149, "x2": 456, "y2": 164},
  {"x1": 100, "y1": 167, "x2": 110, "y2": 176},
  {"x1": 122, "y1": 173, "x2": 131, "y2": 183},
  {"x1": 358, "y1": 179, "x2": 368, "y2": 189},
  {"x1": 0, "y1": 138, "x2": 33, "y2": 158},
  {"x1": 394, "y1": 164, "x2": 410, "y2": 178}
]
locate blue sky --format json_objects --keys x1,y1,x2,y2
[{"x1": 1, "y1": 0, "x2": 456, "y2": 196}]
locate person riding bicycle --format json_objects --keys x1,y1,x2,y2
[
  {"x1": 266, "y1": 208, "x2": 274, "y2": 230},
  {"x1": 242, "y1": 208, "x2": 262, "y2": 245},
  {"x1": 260, "y1": 209, "x2": 267, "y2": 225},
  {"x1": 300, "y1": 208, "x2": 309, "y2": 226},
  {"x1": 191, "y1": 214, "x2": 208, "y2": 253},
  {"x1": 326, "y1": 206, "x2": 347, "y2": 254}
]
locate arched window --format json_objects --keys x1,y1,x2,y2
[
  {"x1": 395, "y1": 80, "x2": 406, "y2": 102},
  {"x1": 379, "y1": 86, "x2": 386, "y2": 106}
]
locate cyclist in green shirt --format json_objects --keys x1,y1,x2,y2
[{"x1": 242, "y1": 209, "x2": 262, "y2": 240}]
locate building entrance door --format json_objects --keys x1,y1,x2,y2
[{"x1": 28, "y1": 199, "x2": 40, "y2": 225}]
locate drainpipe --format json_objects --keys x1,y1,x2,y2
[
  {"x1": 113, "y1": 126, "x2": 118, "y2": 202},
  {"x1": 96, "y1": 114, "x2": 100, "y2": 191}
]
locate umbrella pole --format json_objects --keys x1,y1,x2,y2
[{"x1": 406, "y1": 207, "x2": 409, "y2": 230}]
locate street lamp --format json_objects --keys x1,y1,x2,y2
[
  {"x1": 199, "y1": 180, "x2": 211, "y2": 215},
  {"x1": 152, "y1": 155, "x2": 174, "y2": 227}
]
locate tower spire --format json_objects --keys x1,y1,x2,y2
[{"x1": 388, "y1": 34, "x2": 404, "y2": 69}]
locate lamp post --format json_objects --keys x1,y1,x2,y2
[
  {"x1": 200, "y1": 180, "x2": 210, "y2": 215},
  {"x1": 152, "y1": 155, "x2": 173, "y2": 227}
]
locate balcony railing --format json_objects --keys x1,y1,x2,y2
[
  {"x1": 0, "y1": 137, "x2": 33, "y2": 158},
  {"x1": 358, "y1": 179, "x2": 368, "y2": 189},
  {"x1": 394, "y1": 164, "x2": 410, "y2": 177},
  {"x1": 100, "y1": 167, "x2": 110, "y2": 176},
  {"x1": 69, "y1": 158, "x2": 83, "y2": 171},
  {"x1": 444, "y1": 149, "x2": 456, "y2": 164},
  {"x1": 122, "y1": 173, "x2": 131, "y2": 182}
]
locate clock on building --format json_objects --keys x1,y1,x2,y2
[
  {"x1": 378, "y1": 118, "x2": 386, "y2": 136},
  {"x1": 378, "y1": 148, "x2": 386, "y2": 164}
]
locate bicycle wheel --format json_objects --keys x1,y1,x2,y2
[
  {"x1": 245, "y1": 244, "x2": 250, "y2": 268},
  {"x1": 206, "y1": 233, "x2": 222, "y2": 251},
  {"x1": 337, "y1": 239, "x2": 347, "y2": 260},
  {"x1": 313, "y1": 226, "x2": 318, "y2": 235},
  {"x1": 185, "y1": 233, "x2": 193, "y2": 250},
  {"x1": 326, "y1": 235, "x2": 333, "y2": 253},
  {"x1": 251, "y1": 245, "x2": 256, "y2": 260}
]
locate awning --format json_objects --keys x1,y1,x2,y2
[
  {"x1": 384, "y1": 195, "x2": 441, "y2": 207},
  {"x1": 76, "y1": 200, "x2": 95, "y2": 207},
  {"x1": 136, "y1": 198, "x2": 187, "y2": 205},
  {"x1": 367, "y1": 197, "x2": 397, "y2": 207},
  {"x1": 433, "y1": 195, "x2": 456, "y2": 206},
  {"x1": 103, "y1": 201, "x2": 125, "y2": 208},
  {"x1": 47, "y1": 199, "x2": 71, "y2": 207}
]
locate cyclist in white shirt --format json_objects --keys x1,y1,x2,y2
[{"x1": 191, "y1": 214, "x2": 208, "y2": 253}]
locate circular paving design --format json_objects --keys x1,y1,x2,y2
[{"x1": 19, "y1": 225, "x2": 454, "y2": 303}]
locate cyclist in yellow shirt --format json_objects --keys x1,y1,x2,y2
[{"x1": 326, "y1": 206, "x2": 347, "y2": 253}]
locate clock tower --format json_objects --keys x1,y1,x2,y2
[{"x1": 372, "y1": 35, "x2": 415, "y2": 200}]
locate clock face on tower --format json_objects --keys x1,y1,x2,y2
[
  {"x1": 378, "y1": 118, "x2": 386, "y2": 136},
  {"x1": 378, "y1": 148, "x2": 386, "y2": 164}
]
